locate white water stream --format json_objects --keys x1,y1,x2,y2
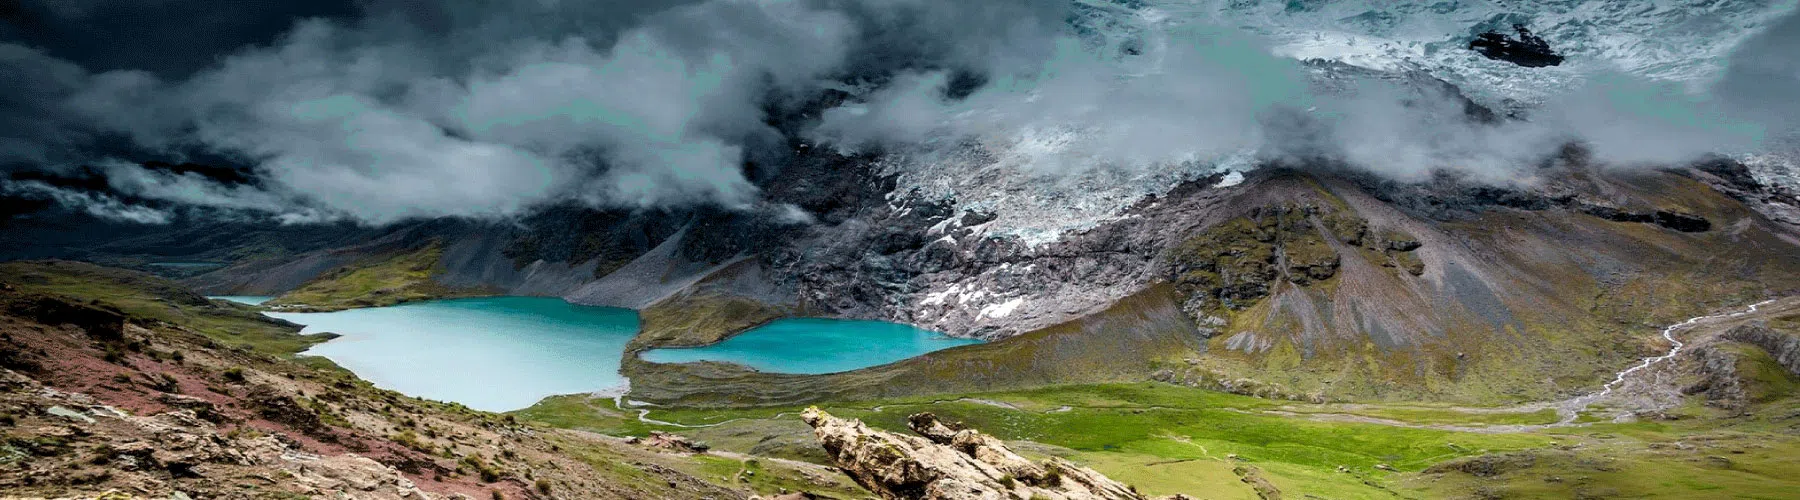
[{"x1": 1565, "y1": 299, "x2": 1778, "y2": 412}]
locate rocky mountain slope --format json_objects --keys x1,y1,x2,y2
[
  {"x1": 0, "y1": 261, "x2": 865, "y2": 499},
  {"x1": 620, "y1": 159, "x2": 1800, "y2": 407}
]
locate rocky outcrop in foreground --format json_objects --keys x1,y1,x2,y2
[
  {"x1": 801, "y1": 408, "x2": 1189, "y2": 500},
  {"x1": 0, "y1": 368, "x2": 437, "y2": 500}
]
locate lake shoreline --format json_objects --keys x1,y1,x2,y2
[{"x1": 212, "y1": 295, "x2": 986, "y2": 412}]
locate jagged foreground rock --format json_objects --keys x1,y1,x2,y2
[
  {"x1": 0, "y1": 368, "x2": 437, "y2": 500},
  {"x1": 801, "y1": 407, "x2": 1190, "y2": 500}
]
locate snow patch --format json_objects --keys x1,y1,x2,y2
[
  {"x1": 919, "y1": 285, "x2": 960, "y2": 306},
  {"x1": 981, "y1": 298, "x2": 1026, "y2": 319},
  {"x1": 1215, "y1": 170, "x2": 1245, "y2": 188}
]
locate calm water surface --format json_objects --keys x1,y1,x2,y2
[
  {"x1": 265, "y1": 297, "x2": 638, "y2": 411},
  {"x1": 211, "y1": 295, "x2": 275, "y2": 305},
  {"x1": 245, "y1": 297, "x2": 979, "y2": 410},
  {"x1": 639, "y1": 318, "x2": 982, "y2": 374}
]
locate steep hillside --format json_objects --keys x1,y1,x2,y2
[
  {"x1": 0, "y1": 261, "x2": 865, "y2": 499},
  {"x1": 625, "y1": 284, "x2": 1204, "y2": 407},
  {"x1": 616, "y1": 162, "x2": 1800, "y2": 407}
]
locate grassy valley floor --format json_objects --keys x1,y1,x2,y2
[{"x1": 517, "y1": 382, "x2": 1800, "y2": 499}]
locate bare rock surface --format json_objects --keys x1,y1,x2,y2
[
  {"x1": 0, "y1": 368, "x2": 438, "y2": 500},
  {"x1": 801, "y1": 407, "x2": 1189, "y2": 500}
]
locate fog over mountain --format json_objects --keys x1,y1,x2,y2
[{"x1": 2, "y1": 0, "x2": 1797, "y2": 225}]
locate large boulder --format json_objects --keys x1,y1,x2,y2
[{"x1": 801, "y1": 407, "x2": 1187, "y2": 500}]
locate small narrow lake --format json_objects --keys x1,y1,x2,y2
[
  {"x1": 639, "y1": 318, "x2": 982, "y2": 374},
  {"x1": 263, "y1": 297, "x2": 638, "y2": 412}
]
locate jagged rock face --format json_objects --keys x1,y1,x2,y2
[
  {"x1": 1723, "y1": 324, "x2": 1800, "y2": 375},
  {"x1": 1686, "y1": 323, "x2": 1800, "y2": 411},
  {"x1": 801, "y1": 408, "x2": 1175, "y2": 500},
  {"x1": 0, "y1": 369, "x2": 439, "y2": 500},
  {"x1": 1686, "y1": 343, "x2": 1753, "y2": 411},
  {"x1": 1160, "y1": 202, "x2": 1427, "y2": 331}
]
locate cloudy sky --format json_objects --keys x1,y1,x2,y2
[{"x1": 2, "y1": 0, "x2": 1796, "y2": 225}]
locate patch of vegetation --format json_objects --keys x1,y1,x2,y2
[
  {"x1": 265, "y1": 242, "x2": 490, "y2": 311},
  {"x1": 1411, "y1": 407, "x2": 1800, "y2": 499},
  {"x1": 631, "y1": 292, "x2": 792, "y2": 351},
  {"x1": 534, "y1": 378, "x2": 1800, "y2": 498},
  {"x1": 0, "y1": 261, "x2": 328, "y2": 356},
  {"x1": 1282, "y1": 406, "x2": 1562, "y2": 427},
  {"x1": 462, "y1": 454, "x2": 503, "y2": 482}
]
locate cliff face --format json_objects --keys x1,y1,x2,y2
[
  {"x1": 1721, "y1": 324, "x2": 1800, "y2": 375},
  {"x1": 1685, "y1": 323, "x2": 1800, "y2": 411}
]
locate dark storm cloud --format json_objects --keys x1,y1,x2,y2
[
  {"x1": 1, "y1": 0, "x2": 1795, "y2": 225},
  {"x1": 1, "y1": 0, "x2": 1078, "y2": 224},
  {"x1": 0, "y1": 43, "x2": 88, "y2": 166},
  {"x1": 0, "y1": 0, "x2": 360, "y2": 77}
]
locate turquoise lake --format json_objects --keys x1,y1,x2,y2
[
  {"x1": 232, "y1": 296, "x2": 983, "y2": 411},
  {"x1": 213, "y1": 295, "x2": 275, "y2": 305},
  {"x1": 263, "y1": 297, "x2": 639, "y2": 412},
  {"x1": 639, "y1": 318, "x2": 983, "y2": 374}
]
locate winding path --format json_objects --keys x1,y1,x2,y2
[{"x1": 613, "y1": 394, "x2": 800, "y2": 428}]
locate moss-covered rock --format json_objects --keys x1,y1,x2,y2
[
  {"x1": 1164, "y1": 204, "x2": 1352, "y2": 315},
  {"x1": 1390, "y1": 250, "x2": 1426, "y2": 276}
]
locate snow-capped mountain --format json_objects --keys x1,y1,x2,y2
[
  {"x1": 879, "y1": 0, "x2": 1800, "y2": 246},
  {"x1": 1204, "y1": 0, "x2": 1797, "y2": 102}
]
